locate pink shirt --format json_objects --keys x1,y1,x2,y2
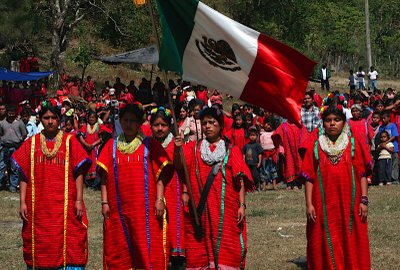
[{"x1": 260, "y1": 131, "x2": 275, "y2": 150}]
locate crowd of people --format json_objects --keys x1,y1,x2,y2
[{"x1": 0, "y1": 71, "x2": 397, "y2": 269}]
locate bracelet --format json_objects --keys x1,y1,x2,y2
[
  {"x1": 76, "y1": 200, "x2": 82, "y2": 203},
  {"x1": 239, "y1": 202, "x2": 247, "y2": 209},
  {"x1": 157, "y1": 197, "x2": 166, "y2": 205},
  {"x1": 360, "y1": 195, "x2": 369, "y2": 206},
  {"x1": 182, "y1": 191, "x2": 189, "y2": 195},
  {"x1": 101, "y1": 201, "x2": 109, "y2": 205}
]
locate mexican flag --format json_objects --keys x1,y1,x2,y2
[{"x1": 156, "y1": 0, "x2": 317, "y2": 124}]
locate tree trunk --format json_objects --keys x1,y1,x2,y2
[{"x1": 50, "y1": 28, "x2": 62, "y2": 90}]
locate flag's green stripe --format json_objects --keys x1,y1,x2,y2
[{"x1": 157, "y1": 0, "x2": 199, "y2": 74}]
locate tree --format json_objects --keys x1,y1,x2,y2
[{"x1": 71, "y1": 44, "x2": 98, "y2": 82}]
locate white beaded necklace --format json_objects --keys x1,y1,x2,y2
[{"x1": 200, "y1": 139, "x2": 226, "y2": 165}]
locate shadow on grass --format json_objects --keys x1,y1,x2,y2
[{"x1": 289, "y1": 256, "x2": 307, "y2": 270}]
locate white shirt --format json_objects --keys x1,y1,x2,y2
[
  {"x1": 322, "y1": 68, "x2": 327, "y2": 80},
  {"x1": 356, "y1": 71, "x2": 365, "y2": 83},
  {"x1": 368, "y1": 70, "x2": 378, "y2": 80}
]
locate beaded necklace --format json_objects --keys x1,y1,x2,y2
[
  {"x1": 40, "y1": 131, "x2": 63, "y2": 159},
  {"x1": 117, "y1": 132, "x2": 144, "y2": 154},
  {"x1": 87, "y1": 123, "x2": 98, "y2": 134},
  {"x1": 318, "y1": 131, "x2": 349, "y2": 165}
]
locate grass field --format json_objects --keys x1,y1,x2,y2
[{"x1": 1, "y1": 185, "x2": 399, "y2": 269}]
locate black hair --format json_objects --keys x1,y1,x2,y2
[
  {"x1": 371, "y1": 111, "x2": 381, "y2": 117},
  {"x1": 380, "y1": 110, "x2": 390, "y2": 118},
  {"x1": 64, "y1": 117, "x2": 74, "y2": 125},
  {"x1": 119, "y1": 103, "x2": 144, "y2": 121},
  {"x1": 150, "y1": 108, "x2": 173, "y2": 126},
  {"x1": 373, "y1": 100, "x2": 384, "y2": 109},
  {"x1": 321, "y1": 95, "x2": 346, "y2": 122},
  {"x1": 87, "y1": 110, "x2": 98, "y2": 119},
  {"x1": 199, "y1": 106, "x2": 224, "y2": 129},
  {"x1": 21, "y1": 108, "x2": 32, "y2": 117},
  {"x1": 322, "y1": 105, "x2": 346, "y2": 122},
  {"x1": 263, "y1": 115, "x2": 276, "y2": 127},
  {"x1": 379, "y1": 130, "x2": 390, "y2": 140},
  {"x1": 39, "y1": 102, "x2": 61, "y2": 119},
  {"x1": 231, "y1": 103, "x2": 241, "y2": 115},
  {"x1": 232, "y1": 112, "x2": 246, "y2": 129}
]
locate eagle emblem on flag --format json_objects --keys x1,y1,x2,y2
[{"x1": 195, "y1": 36, "x2": 241, "y2": 72}]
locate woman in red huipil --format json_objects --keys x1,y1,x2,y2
[
  {"x1": 302, "y1": 101, "x2": 371, "y2": 270},
  {"x1": 273, "y1": 120, "x2": 302, "y2": 189},
  {"x1": 77, "y1": 110, "x2": 101, "y2": 188},
  {"x1": 179, "y1": 106, "x2": 254, "y2": 270},
  {"x1": 13, "y1": 99, "x2": 91, "y2": 270},
  {"x1": 98, "y1": 102, "x2": 174, "y2": 270},
  {"x1": 225, "y1": 112, "x2": 248, "y2": 152},
  {"x1": 150, "y1": 107, "x2": 186, "y2": 266}
]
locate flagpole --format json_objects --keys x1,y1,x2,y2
[{"x1": 146, "y1": 0, "x2": 201, "y2": 232}]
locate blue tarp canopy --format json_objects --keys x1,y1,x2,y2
[{"x1": 0, "y1": 67, "x2": 54, "y2": 81}]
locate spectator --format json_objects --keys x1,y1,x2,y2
[
  {"x1": 368, "y1": 66, "x2": 379, "y2": 93},
  {"x1": 0, "y1": 104, "x2": 28, "y2": 192},
  {"x1": 349, "y1": 69, "x2": 357, "y2": 94},
  {"x1": 301, "y1": 91, "x2": 322, "y2": 132},
  {"x1": 356, "y1": 66, "x2": 366, "y2": 91},
  {"x1": 376, "y1": 131, "x2": 394, "y2": 185},
  {"x1": 260, "y1": 116, "x2": 278, "y2": 190},
  {"x1": 243, "y1": 126, "x2": 263, "y2": 190},
  {"x1": 113, "y1": 77, "x2": 125, "y2": 99},
  {"x1": 377, "y1": 111, "x2": 399, "y2": 183},
  {"x1": 20, "y1": 108, "x2": 38, "y2": 139},
  {"x1": 318, "y1": 63, "x2": 331, "y2": 91}
]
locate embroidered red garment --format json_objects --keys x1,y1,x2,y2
[
  {"x1": 183, "y1": 140, "x2": 254, "y2": 270},
  {"x1": 225, "y1": 128, "x2": 248, "y2": 151},
  {"x1": 77, "y1": 124, "x2": 99, "y2": 180},
  {"x1": 348, "y1": 118, "x2": 373, "y2": 157},
  {"x1": 301, "y1": 136, "x2": 371, "y2": 270},
  {"x1": 97, "y1": 137, "x2": 173, "y2": 270},
  {"x1": 273, "y1": 122, "x2": 302, "y2": 183},
  {"x1": 12, "y1": 134, "x2": 91, "y2": 268}
]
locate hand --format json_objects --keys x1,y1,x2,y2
[
  {"x1": 182, "y1": 192, "x2": 189, "y2": 207},
  {"x1": 237, "y1": 206, "x2": 245, "y2": 224},
  {"x1": 257, "y1": 163, "x2": 261, "y2": 169},
  {"x1": 306, "y1": 204, "x2": 316, "y2": 222},
  {"x1": 75, "y1": 201, "x2": 83, "y2": 220},
  {"x1": 86, "y1": 144, "x2": 94, "y2": 151},
  {"x1": 154, "y1": 199, "x2": 165, "y2": 219},
  {"x1": 20, "y1": 202, "x2": 28, "y2": 222},
  {"x1": 359, "y1": 203, "x2": 368, "y2": 223},
  {"x1": 102, "y1": 203, "x2": 110, "y2": 219},
  {"x1": 174, "y1": 131, "x2": 184, "y2": 148}
]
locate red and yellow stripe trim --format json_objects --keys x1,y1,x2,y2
[
  {"x1": 155, "y1": 160, "x2": 172, "y2": 181},
  {"x1": 97, "y1": 161, "x2": 109, "y2": 173}
]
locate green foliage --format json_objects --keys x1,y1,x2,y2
[
  {"x1": 71, "y1": 44, "x2": 99, "y2": 80},
  {"x1": 1, "y1": 0, "x2": 400, "y2": 78}
]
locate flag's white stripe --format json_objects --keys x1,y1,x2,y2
[{"x1": 182, "y1": 2, "x2": 259, "y2": 97}]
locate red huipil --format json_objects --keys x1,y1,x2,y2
[
  {"x1": 348, "y1": 119, "x2": 373, "y2": 153},
  {"x1": 301, "y1": 135, "x2": 371, "y2": 270},
  {"x1": 225, "y1": 128, "x2": 248, "y2": 151},
  {"x1": 273, "y1": 122, "x2": 302, "y2": 183},
  {"x1": 163, "y1": 140, "x2": 186, "y2": 257},
  {"x1": 11, "y1": 133, "x2": 91, "y2": 268},
  {"x1": 183, "y1": 140, "x2": 254, "y2": 270},
  {"x1": 77, "y1": 124, "x2": 99, "y2": 180},
  {"x1": 97, "y1": 137, "x2": 174, "y2": 270}
]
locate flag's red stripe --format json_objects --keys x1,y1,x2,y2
[{"x1": 241, "y1": 34, "x2": 317, "y2": 125}]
